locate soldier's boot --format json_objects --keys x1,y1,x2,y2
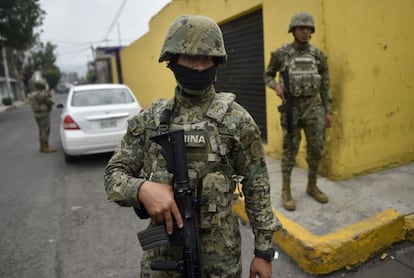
[
  {"x1": 281, "y1": 179, "x2": 296, "y2": 211},
  {"x1": 39, "y1": 141, "x2": 44, "y2": 152},
  {"x1": 306, "y1": 177, "x2": 329, "y2": 203},
  {"x1": 41, "y1": 141, "x2": 57, "y2": 153}
]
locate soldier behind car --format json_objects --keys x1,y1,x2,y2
[
  {"x1": 28, "y1": 79, "x2": 57, "y2": 153},
  {"x1": 104, "y1": 15, "x2": 281, "y2": 277},
  {"x1": 264, "y1": 12, "x2": 333, "y2": 211}
]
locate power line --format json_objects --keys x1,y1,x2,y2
[{"x1": 103, "y1": 0, "x2": 128, "y2": 41}]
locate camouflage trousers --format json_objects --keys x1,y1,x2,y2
[
  {"x1": 280, "y1": 99, "x2": 326, "y2": 180},
  {"x1": 140, "y1": 213, "x2": 242, "y2": 278},
  {"x1": 34, "y1": 112, "x2": 51, "y2": 142}
]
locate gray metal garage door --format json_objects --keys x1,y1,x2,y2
[{"x1": 215, "y1": 9, "x2": 267, "y2": 140}]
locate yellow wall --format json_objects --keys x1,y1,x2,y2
[
  {"x1": 323, "y1": 0, "x2": 414, "y2": 179},
  {"x1": 119, "y1": 0, "x2": 414, "y2": 180},
  {"x1": 120, "y1": 0, "x2": 262, "y2": 108}
]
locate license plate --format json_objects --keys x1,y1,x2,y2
[{"x1": 100, "y1": 119, "x2": 117, "y2": 128}]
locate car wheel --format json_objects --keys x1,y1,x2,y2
[{"x1": 64, "y1": 152, "x2": 77, "y2": 163}]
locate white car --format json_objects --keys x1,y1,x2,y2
[{"x1": 58, "y1": 83, "x2": 142, "y2": 163}]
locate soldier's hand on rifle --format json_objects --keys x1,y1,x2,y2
[
  {"x1": 249, "y1": 257, "x2": 272, "y2": 278},
  {"x1": 138, "y1": 181, "x2": 184, "y2": 234},
  {"x1": 275, "y1": 83, "x2": 286, "y2": 103}
]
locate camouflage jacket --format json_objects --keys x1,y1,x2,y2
[
  {"x1": 104, "y1": 86, "x2": 281, "y2": 250},
  {"x1": 264, "y1": 41, "x2": 332, "y2": 113},
  {"x1": 28, "y1": 90, "x2": 54, "y2": 114}
]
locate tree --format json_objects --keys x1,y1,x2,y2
[
  {"x1": 87, "y1": 68, "x2": 97, "y2": 83},
  {"x1": 8, "y1": 48, "x2": 28, "y2": 99},
  {"x1": 29, "y1": 41, "x2": 61, "y2": 90},
  {"x1": 42, "y1": 64, "x2": 61, "y2": 90},
  {"x1": 0, "y1": 0, "x2": 45, "y2": 50},
  {"x1": 0, "y1": 0, "x2": 45, "y2": 100},
  {"x1": 31, "y1": 41, "x2": 57, "y2": 70}
]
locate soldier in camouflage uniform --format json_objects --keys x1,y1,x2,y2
[
  {"x1": 264, "y1": 12, "x2": 333, "y2": 211},
  {"x1": 28, "y1": 79, "x2": 57, "y2": 153},
  {"x1": 104, "y1": 15, "x2": 281, "y2": 277}
]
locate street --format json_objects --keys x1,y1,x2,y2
[
  {"x1": 3, "y1": 94, "x2": 411, "y2": 277},
  {"x1": 0, "y1": 95, "x2": 147, "y2": 277},
  {"x1": 0, "y1": 94, "x2": 313, "y2": 278}
]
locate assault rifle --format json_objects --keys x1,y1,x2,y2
[
  {"x1": 277, "y1": 69, "x2": 294, "y2": 155},
  {"x1": 137, "y1": 129, "x2": 201, "y2": 278}
]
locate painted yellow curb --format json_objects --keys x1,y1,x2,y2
[
  {"x1": 232, "y1": 198, "x2": 409, "y2": 275},
  {"x1": 405, "y1": 213, "x2": 414, "y2": 241}
]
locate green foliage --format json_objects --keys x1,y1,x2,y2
[
  {"x1": 0, "y1": 0, "x2": 45, "y2": 50},
  {"x1": 24, "y1": 41, "x2": 61, "y2": 89},
  {"x1": 2, "y1": 97, "x2": 13, "y2": 106},
  {"x1": 42, "y1": 65, "x2": 61, "y2": 90},
  {"x1": 31, "y1": 42, "x2": 57, "y2": 70},
  {"x1": 87, "y1": 69, "x2": 97, "y2": 83}
]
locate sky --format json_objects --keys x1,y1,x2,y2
[{"x1": 38, "y1": 0, "x2": 171, "y2": 77}]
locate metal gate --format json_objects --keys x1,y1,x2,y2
[{"x1": 215, "y1": 9, "x2": 267, "y2": 140}]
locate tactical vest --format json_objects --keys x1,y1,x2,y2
[
  {"x1": 144, "y1": 93, "x2": 240, "y2": 229},
  {"x1": 28, "y1": 91, "x2": 50, "y2": 113},
  {"x1": 28, "y1": 91, "x2": 41, "y2": 112},
  {"x1": 283, "y1": 45, "x2": 322, "y2": 97}
]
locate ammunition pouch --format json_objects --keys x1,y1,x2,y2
[{"x1": 197, "y1": 164, "x2": 236, "y2": 229}]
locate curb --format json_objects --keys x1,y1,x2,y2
[
  {"x1": 0, "y1": 101, "x2": 26, "y2": 113},
  {"x1": 232, "y1": 199, "x2": 413, "y2": 275},
  {"x1": 0, "y1": 105, "x2": 9, "y2": 113},
  {"x1": 406, "y1": 213, "x2": 414, "y2": 241}
]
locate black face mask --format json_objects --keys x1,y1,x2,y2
[{"x1": 170, "y1": 63, "x2": 217, "y2": 91}]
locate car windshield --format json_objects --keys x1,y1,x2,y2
[{"x1": 71, "y1": 88, "x2": 135, "y2": 107}]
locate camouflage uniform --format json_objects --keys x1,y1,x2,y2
[
  {"x1": 28, "y1": 80, "x2": 56, "y2": 153},
  {"x1": 105, "y1": 15, "x2": 281, "y2": 277},
  {"x1": 264, "y1": 12, "x2": 332, "y2": 210}
]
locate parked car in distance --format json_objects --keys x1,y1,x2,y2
[
  {"x1": 57, "y1": 83, "x2": 142, "y2": 163},
  {"x1": 56, "y1": 82, "x2": 73, "y2": 94}
]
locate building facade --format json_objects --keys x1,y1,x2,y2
[{"x1": 112, "y1": 0, "x2": 414, "y2": 180}]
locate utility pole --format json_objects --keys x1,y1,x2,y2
[{"x1": 91, "y1": 45, "x2": 96, "y2": 60}]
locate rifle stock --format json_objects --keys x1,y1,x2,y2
[{"x1": 137, "y1": 129, "x2": 201, "y2": 277}]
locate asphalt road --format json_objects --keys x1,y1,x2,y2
[
  {"x1": 2, "y1": 94, "x2": 410, "y2": 277},
  {"x1": 0, "y1": 96, "x2": 145, "y2": 277},
  {"x1": 0, "y1": 94, "x2": 310, "y2": 278}
]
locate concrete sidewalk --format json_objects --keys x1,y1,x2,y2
[
  {"x1": 0, "y1": 101, "x2": 26, "y2": 113},
  {"x1": 0, "y1": 104, "x2": 9, "y2": 113},
  {"x1": 234, "y1": 156, "x2": 414, "y2": 276}
]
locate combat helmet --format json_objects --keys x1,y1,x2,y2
[
  {"x1": 288, "y1": 12, "x2": 315, "y2": 33},
  {"x1": 33, "y1": 79, "x2": 47, "y2": 89},
  {"x1": 159, "y1": 15, "x2": 227, "y2": 64}
]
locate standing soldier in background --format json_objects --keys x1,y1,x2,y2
[
  {"x1": 28, "y1": 79, "x2": 57, "y2": 153},
  {"x1": 105, "y1": 15, "x2": 281, "y2": 277},
  {"x1": 264, "y1": 12, "x2": 332, "y2": 211}
]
